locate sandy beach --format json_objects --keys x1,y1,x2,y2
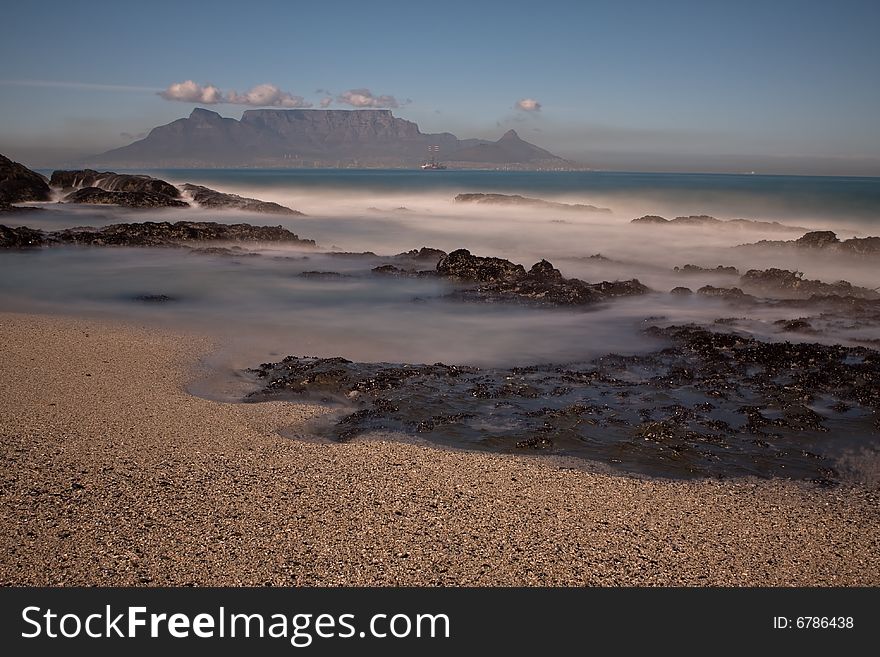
[{"x1": 1, "y1": 310, "x2": 877, "y2": 586}]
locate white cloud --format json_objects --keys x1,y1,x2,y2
[
  {"x1": 515, "y1": 98, "x2": 542, "y2": 112},
  {"x1": 336, "y1": 88, "x2": 402, "y2": 108},
  {"x1": 160, "y1": 80, "x2": 224, "y2": 104},
  {"x1": 159, "y1": 80, "x2": 312, "y2": 107},
  {"x1": 225, "y1": 83, "x2": 311, "y2": 108},
  {"x1": 320, "y1": 96, "x2": 333, "y2": 108}
]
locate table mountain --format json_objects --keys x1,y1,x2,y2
[{"x1": 89, "y1": 109, "x2": 573, "y2": 169}]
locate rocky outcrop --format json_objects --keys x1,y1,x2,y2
[
  {"x1": 436, "y1": 248, "x2": 527, "y2": 282},
  {"x1": 64, "y1": 187, "x2": 189, "y2": 208},
  {"x1": 180, "y1": 184, "x2": 303, "y2": 215},
  {"x1": 50, "y1": 169, "x2": 181, "y2": 197},
  {"x1": 453, "y1": 193, "x2": 610, "y2": 213},
  {"x1": 674, "y1": 264, "x2": 740, "y2": 275},
  {"x1": 740, "y1": 268, "x2": 879, "y2": 300},
  {"x1": 0, "y1": 221, "x2": 315, "y2": 248},
  {"x1": 632, "y1": 214, "x2": 807, "y2": 232},
  {"x1": 0, "y1": 225, "x2": 46, "y2": 248},
  {"x1": 738, "y1": 230, "x2": 880, "y2": 255},
  {"x1": 436, "y1": 249, "x2": 649, "y2": 306},
  {"x1": 0, "y1": 154, "x2": 51, "y2": 204}
]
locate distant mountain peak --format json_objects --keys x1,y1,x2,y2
[
  {"x1": 499, "y1": 129, "x2": 521, "y2": 140},
  {"x1": 189, "y1": 108, "x2": 222, "y2": 121}
]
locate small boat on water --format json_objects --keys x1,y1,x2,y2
[{"x1": 420, "y1": 144, "x2": 447, "y2": 170}]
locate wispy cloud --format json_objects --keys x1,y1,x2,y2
[
  {"x1": 515, "y1": 98, "x2": 542, "y2": 112},
  {"x1": 159, "y1": 80, "x2": 312, "y2": 107},
  {"x1": 0, "y1": 79, "x2": 159, "y2": 92},
  {"x1": 336, "y1": 88, "x2": 404, "y2": 108}
]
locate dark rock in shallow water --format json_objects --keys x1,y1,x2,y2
[
  {"x1": 0, "y1": 224, "x2": 46, "y2": 248},
  {"x1": 633, "y1": 214, "x2": 806, "y2": 232},
  {"x1": 436, "y1": 248, "x2": 527, "y2": 282},
  {"x1": 697, "y1": 286, "x2": 756, "y2": 302},
  {"x1": 65, "y1": 187, "x2": 189, "y2": 208},
  {"x1": 249, "y1": 325, "x2": 880, "y2": 482},
  {"x1": 740, "y1": 268, "x2": 879, "y2": 300},
  {"x1": 670, "y1": 286, "x2": 693, "y2": 296},
  {"x1": 675, "y1": 264, "x2": 739, "y2": 275},
  {"x1": 454, "y1": 193, "x2": 610, "y2": 213},
  {"x1": 299, "y1": 271, "x2": 354, "y2": 279},
  {"x1": 437, "y1": 248, "x2": 649, "y2": 306},
  {"x1": 0, "y1": 221, "x2": 315, "y2": 248},
  {"x1": 393, "y1": 247, "x2": 447, "y2": 262},
  {"x1": 774, "y1": 318, "x2": 814, "y2": 333},
  {"x1": 796, "y1": 230, "x2": 840, "y2": 248},
  {"x1": 0, "y1": 154, "x2": 51, "y2": 203},
  {"x1": 738, "y1": 230, "x2": 880, "y2": 256},
  {"x1": 50, "y1": 169, "x2": 181, "y2": 198},
  {"x1": 180, "y1": 183, "x2": 304, "y2": 215}
]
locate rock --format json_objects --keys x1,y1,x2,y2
[
  {"x1": 528, "y1": 259, "x2": 563, "y2": 280},
  {"x1": 675, "y1": 264, "x2": 739, "y2": 275},
  {"x1": 0, "y1": 221, "x2": 316, "y2": 248},
  {"x1": 371, "y1": 264, "x2": 409, "y2": 276},
  {"x1": 437, "y1": 249, "x2": 649, "y2": 306},
  {"x1": 50, "y1": 169, "x2": 180, "y2": 198},
  {"x1": 453, "y1": 193, "x2": 610, "y2": 213},
  {"x1": 697, "y1": 286, "x2": 756, "y2": 302},
  {"x1": 298, "y1": 271, "x2": 353, "y2": 279},
  {"x1": 740, "y1": 268, "x2": 878, "y2": 300},
  {"x1": 670, "y1": 287, "x2": 693, "y2": 295},
  {"x1": 631, "y1": 215, "x2": 669, "y2": 224},
  {"x1": 0, "y1": 224, "x2": 46, "y2": 248},
  {"x1": 795, "y1": 231, "x2": 840, "y2": 248},
  {"x1": 0, "y1": 154, "x2": 51, "y2": 203},
  {"x1": 634, "y1": 214, "x2": 807, "y2": 232},
  {"x1": 774, "y1": 318, "x2": 814, "y2": 333},
  {"x1": 739, "y1": 231, "x2": 880, "y2": 255},
  {"x1": 436, "y1": 249, "x2": 527, "y2": 282},
  {"x1": 64, "y1": 187, "x2": 189, "y2": 208},
  {"x1": 180, "y1": 183, "x2": 304, "y2": 215},
  {"x1": 393, "y1": 247, "x2": 447, "y2": 262}
]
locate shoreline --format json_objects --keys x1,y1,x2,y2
[{"x1": 1, "y1": 310, "x2": 878, "y2": 586}]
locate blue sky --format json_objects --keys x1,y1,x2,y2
[{"x1": 2, "y1": 0, "x2": 879, "y2": 173}]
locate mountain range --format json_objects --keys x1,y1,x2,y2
[{"x1": 89, "y1": 109, "x2": 575, "y2": 169}]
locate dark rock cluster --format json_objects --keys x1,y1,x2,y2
[
  {"x1": 632, "y1": 214, "x2": 807, "y2": 232},
  {"x1": 740, "y1": 268, "x2": 878, "y2": 300},
  {"x1": 249, "y1": 324, "x2": 879, "y2": 482},
  {"x1": 740, "y1": 230, "x2": 880, "y2": 256},
  {"x1": 437, "y1": 249, "x2": 649, "y2": 306},
  {"x1": 0, "y1": 221, "x2": 315, "y2": 248}
]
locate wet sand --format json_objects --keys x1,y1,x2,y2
[{"x1": 1, "y1": 311, "x2": 877, "y2": 586}]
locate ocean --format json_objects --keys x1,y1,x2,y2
[{"x1": 3, "y1": 168, "x2": 879, "y2": 480}]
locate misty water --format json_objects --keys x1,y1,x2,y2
[{"x1": 3, "y1": 169, "x2": 879, "y2": 481}]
